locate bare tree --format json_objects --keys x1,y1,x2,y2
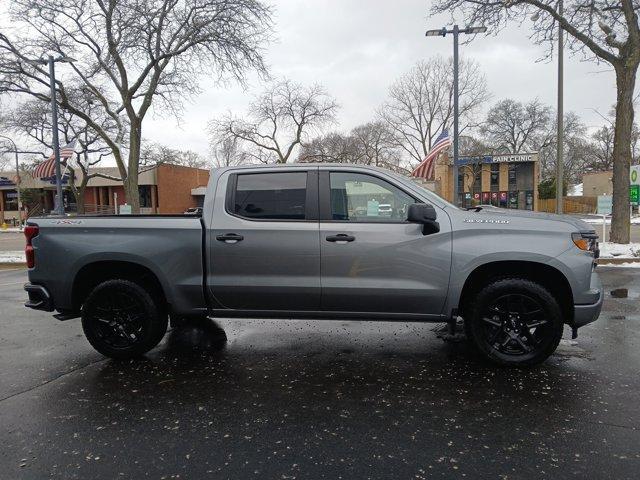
[
  {"x1": 352, "y1": 121, "x2": 404, "y2": 170},
  {"x1": 459, "y1": 134, "x2": 493, "y2": 156},
  {"x1": 432, "y1": 0, "x2": 639, "y2": 242},
  {"x1": 481, "y1": 99, "x2": 552, "y2": 153},
  {"x1": 298, "y1": 132, "x2": 362, "y2": 164},
  {"x1": 378, "y1": 56, "x2": 490, "y2": 166},
  {"x1": 211, "y1": 79, "x2": 339, "y2": 164},
  {"x1": 1, "y1": 97, "x2": 118, "y2": 213},
  {"x1": 586, "y1": 109, "x2": 639, "y2": 172},
  {"x1": 211, "y1": 137, "x2": 250, "y2": 168},
  {"x1": 0, "y1": 0, "x2": 272, "y2": 212},
  {"x1": 537, "y1": 111, "x2": 589, "y2": 185},
  {"x1": 140, "y1": 143, "x2": 210, "y2": 169},
  {"x1": 0, "y1": 150, "x2": 11, "y2": 171},
  {"x1": 460, "y1": 162, "x2": 484, "y2": 203}
]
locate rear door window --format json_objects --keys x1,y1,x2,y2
[{"x1": 231, "y1": 172, "x2": 308, "y2": 220}]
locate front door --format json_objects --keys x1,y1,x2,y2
[
  {"x1": 319, "y1": 170, "x2": 451, "y2": 315},
  {"x1": 208, "y1": 169, "x2": 320, "y2": 311}
]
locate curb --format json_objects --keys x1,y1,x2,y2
[
  {"x1": 597, "y1": 258, "x2": 640, "y2": 265},
  {"x1": 0, "y1": 263, "x2": 26, "y2": 269}
]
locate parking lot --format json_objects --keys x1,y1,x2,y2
[{"x1": 0, "y1": 266, "x2": 639, "y2": 478}]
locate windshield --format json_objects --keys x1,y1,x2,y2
[{"x1": 385, "y1": 170, "x2": 460, "y2": 209}]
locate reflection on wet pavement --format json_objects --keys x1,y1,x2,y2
[{"x1": 1, "y1": 267, "x2": 640, "y2": 478}]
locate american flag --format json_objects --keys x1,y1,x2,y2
[
  {"x1": 411, "y1": 130, "x2": 452, "y2": 180},
  {"x1": 33, "y1": 140, "x2": 76, "y2": 179}
]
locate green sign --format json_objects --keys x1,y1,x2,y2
[{"x1": 631, "y1": 185, "x2": 640, "y2": 206}]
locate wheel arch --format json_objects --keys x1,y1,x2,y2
[
  {"x1": 72, "y1": 260, "x2": 168, "y2": 312},
  {"x1": 456, "y1": 260, "x2": 574, "y2": 324}
]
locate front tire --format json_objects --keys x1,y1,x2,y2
[
  {"x1": 464, "y1": 278, "x2": 564, "y2": 367},
  {"x1": 81, "y1": 279, "x2": 168, "y2": 359}
]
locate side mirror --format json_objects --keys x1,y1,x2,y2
[{"x1": 407, "y1": 203, "x2": 440, "y2": 235}]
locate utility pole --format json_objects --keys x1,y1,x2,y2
[
  {"x1": 426, "y1": 25, "x2": 486, "y2": 206},
  {"x1": 48, "y1": 55, "x2": 64, "y2": 216},
  {"x1": 27, "y1": 54, "x2": 75, "y2": 216},
  {"x1": 555, "y1": 0, "x2": 564, "y2": 214}
]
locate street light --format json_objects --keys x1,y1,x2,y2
[
  {"x1": 426, "y1": 25, "x2": 487, "y2": 206},
  {"x1": 556, "y1": 0, "x2": 564, "y2": 214},
  {"x1": 25, "y1": 54, "x2": 75, "y2": 216},
  {"x1": 0, "y1": 135, "x2": 22, "y2": 229}
]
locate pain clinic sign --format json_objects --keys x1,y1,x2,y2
[
  {"x1": 631, "y1": 165, "x2": 640, "y2": 186},
  {"x1": 455, "y1": 152, "x2": 537, "y2": 166}
]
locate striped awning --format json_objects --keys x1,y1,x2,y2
[{"x1": 33, "y1": 140, "x2": 76, "y2": 179}]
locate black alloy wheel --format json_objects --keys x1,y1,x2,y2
[
  {"x1": 481, "y1": 293, "x2": 551, "y2": 356},
  {"x1": 82, "y1": 279, "x2": 168, "y2": 359},
  {"x1": 465, "y1": 278, "x2": 564, "y2": 367}
]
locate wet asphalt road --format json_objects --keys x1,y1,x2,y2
[{"x1": 1, "y1": 267, "x2": 640, "y2": 479}]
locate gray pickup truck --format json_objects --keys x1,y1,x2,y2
[{"x1": 24, "y1": 164, "x2": 602, "y2": 366}]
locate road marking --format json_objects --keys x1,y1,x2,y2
[{"x1": 0, "y1": 281, "x2": 23, "y2": 287}]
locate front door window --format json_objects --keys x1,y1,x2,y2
[{"x1": 329, "y1": 172, "x2": 415, "y2": 222}]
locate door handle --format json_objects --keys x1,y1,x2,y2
[
  {"x1": 216, "y1": 233, "x2": 244, "y2": 243},
  {"x1": 326, "y1": 234, "x2": 355, "y2": 243}
]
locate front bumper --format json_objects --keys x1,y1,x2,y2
[
  {"x1": 572, "y1": 271, "x2": 603, "y2": 328},
  {"x1": 24, "y1": 283, "x2": 54, "y2": 312}
]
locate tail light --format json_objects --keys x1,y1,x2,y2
[{"x1": 24, "y1": 225, "x2": 39, "y2": 268}]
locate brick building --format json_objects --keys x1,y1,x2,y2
[
  {"x1": 0, "y1": 163, "x2": 210, "y2": 222},
  {"x1": 81, "y1": 163, "x2": 210, "y2": 214}
]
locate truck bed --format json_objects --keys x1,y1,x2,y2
[{"x1": 26, "y1": 215, "x2": 207, "y2": 316}]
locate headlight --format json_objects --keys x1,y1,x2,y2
[{"x1": 572, "y1": 231, "x2": 599, "y2": 257}]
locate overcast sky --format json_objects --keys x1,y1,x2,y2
[
  {"x1": 0, "y1": 0, "x2": 624, "y2": 162},
  {"x1": 144, "y1": 0, "x2": 619, "y2": 159}
]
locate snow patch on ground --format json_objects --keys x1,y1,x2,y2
[
  {"x1": 601, "y1": 262, "x2": 640, "y2": 268},
  {"x1": 0, "y1": 251, "x2": 25, "y2": 263},
  {"x1": 581, "y1": 216, "x2": 640, "y2": 225},
  {"x1": 599, "y1": 242, "x2": 640, "y2": 259}
]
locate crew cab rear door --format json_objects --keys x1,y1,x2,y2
[
  {"x1": 207, "y1": 168, "x2": 320, "y2": 311},
  {"x1": 318, "y1": 169, "x2": 452, "y2": 316}
]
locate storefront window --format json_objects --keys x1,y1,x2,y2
[
  {"x1": 490, "y1": 163, "x2": 499, "y2": 191},
  {"x1": 138, "y1": 185, "x2": 152, "y2": 208},
  {"x1": 525, "y1": 190, "x2": 534, "y2": 211},
  {"x1": 499, "y1": 191, "x2": 508, "y2": 208},
  {"x1": 2, "y1": 191, "x2": 18, "y2": 211},
  {"x1": 508, "y1": 190, "x2": 518, "y2": 209},
  {"x1": 508, "y1": 164, "x2": 517, "y2": 190}
]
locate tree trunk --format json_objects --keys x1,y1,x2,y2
[
  {"x1": 76, "y1": 183, "x2": 86, "y2": 215},
  {"x1": 125, "y1": 122, "x2": 142, "y2": 213},
  {"x1": 610, "y1": 63, "x2": 638, "y2": 244}
]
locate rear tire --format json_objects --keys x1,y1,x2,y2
[
  {"x1": 464, "y1": 278, "x2": 564, "y2": 367},
  {"x1": 81, "y1": 279, "x2": 168, "y2": 359}
]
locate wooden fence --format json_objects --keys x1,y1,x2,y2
[{"x1": 537, "y1": 196, "x2": 597, "y2": 214}]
